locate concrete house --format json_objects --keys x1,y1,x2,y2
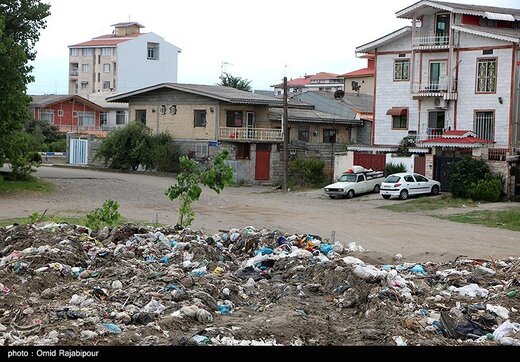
[
  {"x1": 107, "y1": 83, "x2": 288, "y2": 183},
  {"x1": 338, "y1": 56, "x2": 376, "y2": 96},
  {"x1": 68, "y1": 22, "x2": 181, "y2": 131},
  {"x1": 353, "y1": 0, "x2": 520, "y2": 195}
]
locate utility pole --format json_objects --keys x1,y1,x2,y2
[{"x1": 283, "y1": 77, "x2": 289, "y2": 192}]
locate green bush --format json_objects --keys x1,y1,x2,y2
[
  {"x1": 448, "y1": 158, "x2": 491, "y2": 198},
  {"x1": 151, "y1": 132, "x2": 180, "y2": 173},
  {"x1": 86, "y1": 199, "x2": 121, "y2": 230},
  {"x1": 468, "y1": 175, "x2": 503, "y2": 202},
  {"x1": 44, "y1": 139, "x2": 67, "y2": 153},
  {"x1": 288, "y1": 158, "x2": 327, "y2": 189},
  {"x1": 384, "y1": 162, "x2": 407, "y2": 177}
]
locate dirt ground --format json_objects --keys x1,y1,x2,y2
[{"x1": 1, "y1": 165, "x2": 520, "y2": 264}]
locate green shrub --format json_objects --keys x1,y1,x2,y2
[
  {"x1": 288, "y1": 158, "x2": 327, "y2": 189},
  {"x1": 468, "y1": 175, "x2": 503, "y2": 202},
  {"x1": 43, "y1": 139, "x2": 67, "y2": 152},
  {"x1": 151, "y1": 132, "x2": 180, "y2": 173},
  {"x1": 85, "y1": 199, "x2": 121, "y2": 230},
  {"x1": 449, "y1": 158, "x2": 491, "y2": 198},
  {"x1": 384, "y1": 162, "x2": 407, "y2": 177}
]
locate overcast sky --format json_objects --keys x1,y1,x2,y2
[{"x1": 28, "y1": 0, "x2": 519, "y2": 94}]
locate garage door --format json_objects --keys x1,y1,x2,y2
[{"x1": 354, "y1": 152, "x2": 385, "y2": 171}]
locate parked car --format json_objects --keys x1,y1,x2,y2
[
  {"x1": 380, "y1": 173, "x2": 441, "y2": 200},
  {"x1": 324, "y1": 167, "x2": 384, "y2": 199}
]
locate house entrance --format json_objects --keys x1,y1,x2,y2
[{"x1": 255, "y1": 144, "x2": 271, "y2": 181}]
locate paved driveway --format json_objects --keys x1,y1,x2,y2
[{"x1": 1, "y1": 165, "x2": 519, "y2": 263}]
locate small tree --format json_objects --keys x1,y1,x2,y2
[
  {"x1": 85, "y1": 199, "x2": 121, "y2": 230},
  {"x1": 218, "y1": 72, "x2": 252, "y2": 92},
  {"x1": 448, "y1": 157, "x2": 491, "y2": 199},
  {"x1": 397, "y1": 136, "x2": 416, "y2": 157},
  {"x1": 166, "y1": 150, "x2": 233, "y2": 227}
]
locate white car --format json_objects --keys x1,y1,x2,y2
[{"x1": 380, "y1": 173, "x2": 441, "y2": 200}]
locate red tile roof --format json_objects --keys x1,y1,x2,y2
[
  {"x1": 310, "y1": 72, "x2": 339, "y2": 80},
  {"x1": 70, "y1": 33, "x2": 142, "y2": 47},
  {"x1": 271, "y1": 76, "x2": 311, "y2": 88},
  {"x1": 422, "y1": 130, "x2": 494, "y2": 145},
  {"x1": 340, "y1": 67, "x2": 375, "y2": 78}
]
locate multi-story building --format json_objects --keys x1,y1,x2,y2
[
  {"x1": 338, "y1": 56, "x2": 375, "y2": 96},
  {"x1": 67, "y1": 22, "x2": 181, "y2": 130},
  {"x1": 354, "y1": 0, "x2": 520, "y2": 194},
  {"x1": 272, "y1": 72, "x2": 344, "y2": 95}
]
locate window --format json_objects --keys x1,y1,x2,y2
[
  {"x1": 475, "y1": 111, "x2": 495, "y2": 141},
  {"x1": 103, "y1": 63, "x2": 111, "y2": 72},
  {"x1": 80, "y1": 81, "x2": 89, "y2": 90},
  {"x1": 82, "y1": 48, "x2": 93, "y2": 56},
  {"x1": 57, "y1": 110, "x2": 64, "y2": 117},
  {"x1": 428, "y1": 111, "x2": 445, "y2": 130},
  {"x1": 70, "y1": 48, "x2": 80, "y2": 56},
  {"x1": 476, "y1": 59, "x2": 497, "y2": 93},
  {"x1": 194, "y1": 110, "x2": 207, "y2": 127},
  {"x1": 100, "y1": 112, "x2": 107, "y2": 125},
  {"x1": 77, "y1": 112, "x2": 94, "y2": 126},
  {"x1": 147, "y1": 43, "x2": 159, "y2": 60},
  {"x1": 323, "y1": 129, "x2": 337, "y2": 143},
  {"x1": 116, "y1": 111, "x2": 126, "y2": 125},
  {"x1": 40, "y1": 109, "x2": 54, "y2": 123},
  {"x1": 298, "y1": 127, "x2": 309, "y2": 142},
  {"x1": 392, "y1": 110, "x2": 408, "y2": 130},
  {"x1": 404, "y1": 175, "x2": 415, "y2": 183},
  {"x1": 236, "y1": 144, "x2": 251, "y2": 160},
  {"x1": 135, "y1": 110, "x2": 146, "y2": 124},
  {"x1": 103, "y1": 81, "x2": 111, "y2": 90},
  {"x1": 101, "y1": 48, "x2": 113, "y2": 56},
  {"x1": 226, "y1": 111, "x2": 243, "y2": 127},
  {"x1": 414, "y1": 175, "x2": 428, "y2": 182},
  {"x1": 195, "y1": 144, "x2": 208, "y2": 158},
  {"x1": 82, "y1": 64, "x2": 89, "y2": 73},
  {"x1": 394, "y1": 60, "x2": 410, "y2": 81}
]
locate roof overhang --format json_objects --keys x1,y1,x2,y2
[
  {"x1": 452, "y1": 25, "x2": 520, "y2": 44},
  {"x1": 484, "y1": 12, "x2": 515, "y2": 21},
  {"x1": 396, "y1": 1, "x2": 520, "y2": 21},
  {"x1": 386, "y1": 107, "x2": 408, "y2": 116},
  {"x1": 356, "y1": 27, "x2": 411, "y2": 54}
]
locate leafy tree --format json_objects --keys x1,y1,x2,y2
[
  {"x1": 448, "y1": 157, "x2": 491, "y2": 199},
  {"x1": 219, "y1": 72, "x2": 252, "y2": 92},
  {"x1": 166, "y1": 150, "x2": 234, "y2": 227},
  {"x1": 396, "y1": 136, "x2": 416, "y2": 157},
  {"x1": 25, "y1": 119, "x2": 66, "y2": 152},
  {"x1": 0, "y1": 1, "x2": 51, "y2": 168}
]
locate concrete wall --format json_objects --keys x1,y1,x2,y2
[
  {"x1": 334, "y1": 151, "x2": 354, "y2": 181},
  {"x1": 289, "y1": 124, "x2": 350, "y2": 144},
  {"x1": 487, "y1": 160, "x2": 510, "y2": 197},
  {"x1": 385, "y1": 155, "x2": 414, "y2": 172},
  {"x1": 344, "y1": 76, "x2": 374, "y2": 96},
  {"x1": 117, "y1": 33, "x2": 179, "y2": 93}
]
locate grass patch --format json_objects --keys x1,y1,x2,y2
[
  {"x1": 442, "y1": 208, "x2": 520, "y2": 231},
  {"x1": 378, "y1": 194, "x2": 479, "y2": 213},
  {"x1": 0, "y1": 177, "x2": 53, "y2": 194}
]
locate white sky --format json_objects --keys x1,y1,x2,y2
[{"x1": 28, "y1": 0, "x2": 519, "y2": 94}]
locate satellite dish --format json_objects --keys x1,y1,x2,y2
[{"x1": 334, "y1": 90, "x2": 345, "y2": 99}]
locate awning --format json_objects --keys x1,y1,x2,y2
[
  {"x1": 484, "y1": 12, "x2": 515, "y2": 22},
  {"x1": 386, "y1": 107, "x2": 407, "y2": 116}
]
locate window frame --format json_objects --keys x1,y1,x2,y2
[
  {"x1": 394, "y1": 59, "x2": 410, "y2": 81},
  {"x1": 322, "y1": 129, "x2": 337, "y2": 144},
  {"x1": 70, "y1": 48, "x2": 80, "y2": 57},
  {"x1": 101, "y1": 47, "x2": 113, "y2": 56},
  {"x1": 226, "y1": 110, "x2": 243, "y2": 127},
  {"x1": 475, "y1": 57, "x2": 497, "y2": 94},
  {"x1": 103, "y1": 63, "x2": 111, "y2": 73},
  {"x1": 194, "y1": 110, "x2": 207, "y2": 128},
  {"x1": 80, "y1": 81, "x2": 89, "y2": 90},
  {"x1": 474, "y1": 109, "x2": 495, "y2": 141},
  {"x1": 77, "y1": 111, "x2": 95, "y2": 127},
  {"x1": 102, "y1": 81, "x2": 111, "y2": 90},
  {"x1": 391, "y1": 108, "x2": 409, "y2": 130},
  {"x1": 135, "y1": 110, "x2": 147, "y2": 124},
  {"x1": 82, "y1": 48, "x2": 93, "y2": 56},
  {"x1": 40, "y1": 109, "x2": 54, "y2": 123},
  {"x1": 82, "y1": 64, "x2": 90, "y2": 73},
  {"x1": 297, "y1": 126, "x2": 310, "y2": 143},
  {"x1": 99, "y1": 112, "x2": 108, "y2": 125},
  {"x1": 116, "y1": 111, "x2": 126, "y2": 125},
  {"x1": 236, "y1": 144, "x2": 251, "y2": 160},
  {"x1": 147, "y1": 43, "x2": 159, "y2": 60}
]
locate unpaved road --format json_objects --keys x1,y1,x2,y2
[{"x1": 1, "y1": 165, "x2": 519, "y2": 263}]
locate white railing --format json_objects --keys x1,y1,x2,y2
[
  {"x1": 57, "y1": 125, "x2": 103, "y2": 133},
  {"x1": 412, "y1": 79, "x2": 449, "y2": 94},
  {"x1": 101, "y1": 125, "x2": 126, "y2": 132},
  {"x1": 219, "y1": 127, "x2": 283, "y2": 142},
  {"x1": 413, "y1": 34, "x2": 450, "y2": 48},
  {"x1": 70, "y1": 70, "x2": 79, "y2": 76}
]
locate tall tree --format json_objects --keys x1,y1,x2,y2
[
  {"x1": 0, "y1": 0, "x2": 51, "y2": 167},
  {"x1": 218, "y1": 72, "x2": 252, "y2": 92}
]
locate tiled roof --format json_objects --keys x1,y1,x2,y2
[
  {"x1": 397, "y1": 1, "x2": 520, "y2": 19},
  {"x1": 310, "y1": 72, "x2": 339, "y2": 80},
  {"x1": 356, "y1": 27, "x2": 412, "y2": 53},
  {"x1": 317, "y1": 91, "x2": 374, "y2": 114},
  {"x1": 339, "y1": 67, "x2": 375, "y2": 78},
  {"x1": 452, "y1": 24, "x2": 520, "y2": 43},
  {"x1": 269, "y1": 108, "x2": 362, "y2": 125},
  {"x1": 111, "y1": 22, "x2": 145, "y2": 28},
  {"x1": 70, "y1": 34, "x2": 142, "y2": 48},
  {"x1": 107, "y1": 83, "x2": 285, "y2": 106},
  {"x1": 271, "y1": 76, "x2": 311, "y2": 88},
  {"x1": 420, "y1": 130, "x2": 494, "y2": 147},
  {"x1": 29, "y1": 95, "x2": 108, "y2": 112}
]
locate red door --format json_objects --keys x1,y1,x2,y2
[
  {"x1": 255, "y1": 144, "x2": 271, "y2": 180},
  {"x1": 354, "y1": 152, "x2": 386, "y2": 171}
]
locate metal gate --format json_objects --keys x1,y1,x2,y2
[
  {"x1": 434, "y1": 156, "x2": 461, "y2": 192},
  {"x1": 69, "y1": 138, "x2": 89, "y2": 165},
  {"x1": 414, "y1": 155, "x2": 426, "y2": 175},
  {"x1": 354, "y1": 152, "x2": 386, "y2": 171}
]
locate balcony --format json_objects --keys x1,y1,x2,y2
[
  {"x1": 219, "y1": 127, "x2": 283, "y2": 142},
  {"x1": 412, "y1": 79, "x2": 458, "y2": 100},
  {"x1": 409, "y1": 128, "x2": 446, "y2": 142},
  {"x1": 412, "y1": 34, "x2": 450, "y2": 50},
  {"x1": 57, "y1": 125, "x2": 103, "y2": 133},
  {"x1": 70, "y1": 70, "x2": 79, "y2": 77}
]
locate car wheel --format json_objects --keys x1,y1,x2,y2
[
  {"x1": 382, "y1": 195, "x2": 391, "y2": 200},
  {"x1": 373, "y1": 184, "x2": 381, "y2": 193},
  {"x1": 431, "y1": 185, "x2": 440, "y2": 196},
  {"x1": 346, "y1": 190, "x2": 355, "y2": 199},
  {"x1": 329, "y1": 195, "x2": 336, "y2": 199},
  {"x1": 399, "y1": 189, "x2": 409, "y2": 200}
]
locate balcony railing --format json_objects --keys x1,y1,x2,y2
[
  {"x1": 101, "y1": 125, "x2": 126, "y2": 132},
  {"x1": 219, "y1": 127, "x2": 283, "y2": 142},
  {"x1": 413, "y1": 79, "x2": 449, "y2": 93},
  {"x1": 57, "y1": 125, "x2": 103, "y2": 133},
  {"x1": 70, "y1": 70, "x2": 79, "y2": 76},
  {"x1": 413, "y1": 34, "x2": 450, "y2": 49}
]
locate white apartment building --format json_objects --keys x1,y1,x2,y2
[{"x1": 68, "y1": 22, "x2": 181, "y2": 129}]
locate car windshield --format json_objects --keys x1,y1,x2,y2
[
  {"x1": 338, "y1": 174, "x2": 357, "y2": 182},
  {"x1": 384, "y1": 175, "x2": 401, "y2": 183}
]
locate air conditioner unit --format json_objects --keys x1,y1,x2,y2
[{"x1": 434, "y1": 98, "x2": 449, "y2": 108}]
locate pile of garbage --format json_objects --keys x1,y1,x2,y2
[{"x1": 0, "y1": 222, "x2": 518, "y2": 346}]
